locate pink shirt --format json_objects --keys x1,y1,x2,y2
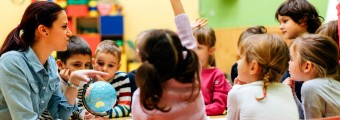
[
  {"x1": 201, "y1": 67, "x2": 231, "y2": 115},
  {"x1": 131, "y1": 14, "x2": 208, "y2": 120},
  {"x1": 132, "y1": 79, "x2": 207, "y2": 120}
]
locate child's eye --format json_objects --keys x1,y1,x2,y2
[
  {"x1": 73, "y1": 63, "x2": 81, "y2": 67},
  {"x1": 108, "y1": 64, "x2": 114, "y2": 68},
  {"x1": 85, "y1": 63, "x2": 91, "y2": 68},
  {"x1": 97, "y1": 62, "x2": 104, "y2": 66},
  {"x1": 62, "y1": 25, "x2": 67, "y2": 29}
]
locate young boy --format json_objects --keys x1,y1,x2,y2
[
  {"x1": 40, "y1": 36, "x2": 92, "y2": 119},
  {"x1": 87, "y1": 40, "x2": 131, "y2": 118}
]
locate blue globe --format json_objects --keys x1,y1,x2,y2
[{"x1": 84, "y1": 81, "x2": 117, "y2": 113}]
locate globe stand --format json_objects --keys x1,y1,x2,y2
[{"x1": 81, "y1": 79, "x2": 110, "y2": 117}]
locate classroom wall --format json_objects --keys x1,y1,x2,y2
[
  {"x1": 121, "y1": 0, "x2": 199, "y2": 44},
  {"x1": 0, "y1": 0, "x2": 31, "y2": 47}
]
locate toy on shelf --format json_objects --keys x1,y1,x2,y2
[{"x1": 97, "y1": 0, "x2": 122, "y2": 16}]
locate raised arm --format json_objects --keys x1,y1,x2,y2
[
  {"x1": 170, "y1": 0, "x2": 197, "y2": 50},
  {"x1": 337, "y1": 0, "x2": 340, "y2": 47}
]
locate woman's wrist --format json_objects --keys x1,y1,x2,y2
[{"x1": 67, "y1": 81, "x2": 79, "y2": 90}]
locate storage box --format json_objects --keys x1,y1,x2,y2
[
  {"x1": 67, "y1": 0, "x2": 89, "y2": 5},
  {"x1": 79, "y1": 34, "x2": 101, "y2": 56},
  {"x1": 66, "y1": 5, "x2": 88, "y2": 17},
  {"x1": 99, "y1": 16, "x2": 123, "y2": 36}
]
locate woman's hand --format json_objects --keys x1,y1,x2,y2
[{"x1": 69, "y1": 70, "x2": 109, "y2": 86}]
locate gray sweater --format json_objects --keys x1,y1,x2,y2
[{"x1": 301, "y1": 78, "x2": 340, "y2": 119}]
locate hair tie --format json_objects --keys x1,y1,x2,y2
[
  {"x1": 17, "y1": 24, "x2": 21, "y2": 30},
  {"x1": 182, "y1": 47, "x2": 188, "y2": 51}
]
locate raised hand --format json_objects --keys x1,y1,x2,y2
[{"x1": 191, "y1": 18, "x2": 208, "y2": 29}]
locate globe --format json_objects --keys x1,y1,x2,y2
[{"x1": 84, "y1": 81, "x2": 117, "y2": 113}]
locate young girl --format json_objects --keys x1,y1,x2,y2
[
  {"x1": 227, "y1": 34, "x2": 299, "y2": 120},
  {"x1": 131, "y1": 0, "x2": 207, "y2": 119},
  {"x1": 0, "y1": 2, "x2": 107, "y2": 119},
  {"x1": 192, "y1": 25, "x2": 231, "y2": 115},
  {"x1": 287, "y1": 34, "x2": 340, "y2": 119},
  {"x1": 86, "y1": 40, "x2": 131, "y2": 118},
  {"x1": 231, "y1": 26, "x2": 267, "y2": 83}
]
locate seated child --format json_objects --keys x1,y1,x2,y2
[
  {"x1": 39, "y1": 36, "x2": 92, "y2": 119},
  {"x1": 286, "y1": 34, "x2": 340, "y2": 119},
  {"x1": 227, "y1": 34, "x2": 299, "y2": 120},
  {"x1": 85, "y1": 40, "x2": 131, "y2": 119},
  {"x1": 192, "y1": 24, "x2": 231, "y2": 115}
]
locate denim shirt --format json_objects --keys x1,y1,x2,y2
[{"x1": 0, "y1": 47, "x2": 74, "y2": 120}]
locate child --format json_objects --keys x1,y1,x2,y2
[
  {"x1": 131, "y1": 0, "x2": 208, "y2": 119},
  {"x1": 287, "y1": 34, "x2": 340, "y2": 119},
  {"x1": 275, "y1": 0, "x2": 323, "y2": 104},
  {"x1": 275, "y1": 0, "x2": 322, "y2": 39},
  {"x1": 227, "y1": 34, "x2": 299, "y2": 120},
  {"x1": 316, "y1": 20, "x2": 338, "y2": 45},
  {"x1": 192, "y1": 24, "x2": 231, "y2": 115},
  {"x1": 40, "y1": 36, "x2": 92, "y2": 119},
  {"x1": 230, "y1": 26, "x2": 267, "y2": 83},
  {"x1": 87, "y1": 40, "x2": 131, "y2": 118},
  {"x1": 127, "y1": 30, "x2": 150, "y2": 98}
]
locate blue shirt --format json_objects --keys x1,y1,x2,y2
[{"x1": 0, "y1": 47, "x2": 74, "y2": 120}]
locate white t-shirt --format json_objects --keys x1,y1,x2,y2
[{"x1": 227, "y1": 81, "x2": 299, "y2": 120}]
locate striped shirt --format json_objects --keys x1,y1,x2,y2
[{"x1": 106, "y1": 72, "x2": 132, "y2": 118}]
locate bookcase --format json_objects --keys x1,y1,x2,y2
[{"x1": 62, "y1": 0, "x2": 127, "y2": 72}]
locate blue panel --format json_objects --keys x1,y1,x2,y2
[{"x1": 99, "y1": 16, "x2": 123, "y2": 36}]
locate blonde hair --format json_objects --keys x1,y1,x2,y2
[
  {"x1": 95, "y1": 40, "x2": 121, "y2": 62},
  {"x1": 291, "y1": 34, "x2": 340, "y2": 81},
  {"x1": 239, "y1": 34, "x2": 289, "y2": 100}
]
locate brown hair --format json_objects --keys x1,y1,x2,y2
[
  {"x1": 238, "y1": 26, "x2": 267, "y2": 47},
  {"x1": 275, "y1": 0, "x2": 322, "y2": 33},
  {"x1": 95, "y1": 40, "x2": 121, "y2": 62},
  {"x1": 0, "y1": 1, "x2": 63, "y2": 56},
  {"x1": 291, "y1": 34, "x2": 340, "y2": 81},
  {"x1": 239, "y1": 34, "x2": 289, "y2": 100},
  {"x1": 136, "y1": 29, "x2": 200, "y2": 112},
  {"x1": 316, "y1": 20, "x2": 338, "y2": 45},
  {"x1": 193, "y1": 26, "x2": 216, "y2": 66}
]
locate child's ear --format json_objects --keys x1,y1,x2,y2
[
  {"x1": 302, "y1": 61, "x2": 314, "y2": 74},
  {"x1": 208, "y1": 46, "x2": 216, "y2": 55},
  {"x1": 249, "y1": 60, "x2": 260, "y2": 75},
  {"x1": 56, "y1": 59, "x2": 64, "y2": 70},
  {"x1": 92, "y1": 58, "x2": 95, "y2": 65},
  {"x1": 117, "y1": 63, "x2": 121, "y2": 71}
]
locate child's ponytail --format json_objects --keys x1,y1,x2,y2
[
  {"x1": 174, "y1": 48, "x2": 201, "y2": 101},
  {"x1": 136, "y1": 60, "x2": 170, "y2": 112}
]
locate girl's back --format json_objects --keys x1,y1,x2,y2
[
  {"x1": 132, "y1": 79, "x2": 206, "y2": 120},
  {"x1": 228, "y1": 81, "x2": 298, "y2": 120}
]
